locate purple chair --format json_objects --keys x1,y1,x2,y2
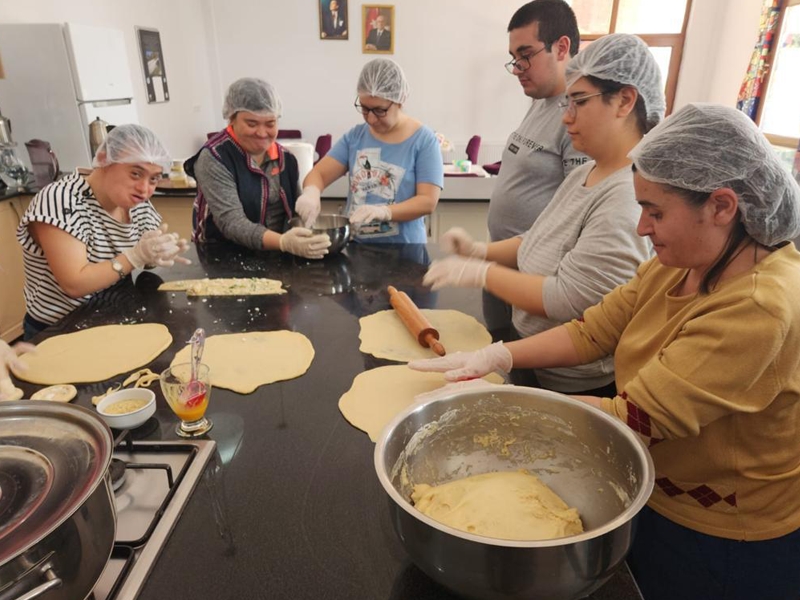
[
  {"x1": 482, "y1": 161, "x2": 501, "y2": 176},
  {"x1": 465, "y1": 135, "x2": 482, "y2": 164},
  {"x1": 314, "y1": 134, "x2": 332, "y2": 164},
  {"x1": 277, "y1": 129, "x2": 302, "y2": 140}
]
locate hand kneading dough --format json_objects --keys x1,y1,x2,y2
[
  {"x1": 412, "y1": 470, "x2": 584, "y2": 541},
  {"x1": 359, "y1": 309, "x2": 492, "y2": 362},
  {"x1": 12, "y1": 324, "x2": 172, "y2": 385},
  {"x1": 338, "y1": 365, "x2": 503, "y2": 441},
  {"x1": 171, "y1": 331, "x2": 314, "y2": 394}
]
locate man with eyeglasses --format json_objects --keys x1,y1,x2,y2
[{"x1": 477, "y1": 0, "x2": 587, "y2": 343}]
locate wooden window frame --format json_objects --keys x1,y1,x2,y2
[
  {"x1": 757, "y1": 0, "x2": 800, "y2": 149},
  {"x1": 578, "y1": 0, "x2": 693, "y2": 115}
]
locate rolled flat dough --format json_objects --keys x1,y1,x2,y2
[
  {"x1": 12, "y1": 324, "x2": 172, "y2": 385},
  {"x1": 171, "y1": 331, "x2": 314, "y2": 394},
  {"x1": 338, "y1": 365, "x2": 503, "y2": 442},
  {"x1": 412, "y1": 470, "x2": 584, "y2": 541},
  {"x1": 158, "y1": 277, "x2": 286, "y2": 296},
  {"x1": 359, "y1": 309, "x2": 492, "y2": 362}
]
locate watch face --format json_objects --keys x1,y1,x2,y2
[{"x1": 112, "y1": 259, "x2": 124, "y2": 274}]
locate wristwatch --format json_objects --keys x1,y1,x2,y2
[{"x1": 111, "y1": 258, "x2": 126, "y2": 280}]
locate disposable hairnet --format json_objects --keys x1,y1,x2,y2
[
  {"x1": 222, "y1": 77, "x2": 282, "y2": 120},
  {"x1": 92, "y1": 124, "x2": 170, "y2": 170},
  {"x1": 357, "y1": 58, "x2": 409, "y2": 104},
  {"x1": 630, "y1": 103, "x2": 800, "y2": 246},
  {"x1": 566, "y1": 33, "x2": 665, "y2": 124}
]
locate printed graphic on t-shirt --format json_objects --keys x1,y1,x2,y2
[
  {"x1": 563, "y1": 156, "x2": 589, "y2": 169},
  {"x1": 349, "y1": 148, "x2": 405, "y2": 238},
  {"x1": 509, "y1": 131, "x2": 545, "y2": 152}
]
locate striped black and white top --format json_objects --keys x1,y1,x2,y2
[{"x1": 16, "y1": 171, "x2": 161, "y2": 326}]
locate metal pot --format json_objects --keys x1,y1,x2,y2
[
  {"x1": 374, "y1": 386, "x2": 654, "y2": 600},
  {"x1": 0, "y1": 401, "x2": 115, "y2": 600},
  {"x1": 290, "y1": 214, "x2": 353, "y2": 255}
]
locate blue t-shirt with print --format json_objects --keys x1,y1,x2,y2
[{"x1": 328, "y1": 123, "x2": 444, "y2": 244}]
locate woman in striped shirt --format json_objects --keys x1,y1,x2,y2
[{"x1": 17, "y1": 124, "x2": 190, "y2": 339}]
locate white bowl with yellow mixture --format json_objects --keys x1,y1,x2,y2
[{"x1": 97, "y1": 388, "x2": 156, "y2": 430}]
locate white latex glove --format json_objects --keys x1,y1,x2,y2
[
  {"x1": 414, "y1": 379, "x2": 506, "y2": 403},
  {"x1": 350, "y1": 204, "x2": 392, "y2": 227},
  {"x1": 150, "y1": 223, "x2": 192, "y2": 267},
  {"x1": 295, "y1": 185, "x2": 322, "y2": 227},
  {"x1": 422, "y1": 255, "x2": 494, "y2": 291},
  {"x1": 0, "y1": 340, "x2": 35, "y2": 401},
  {"x1": 124, "y1": 225, "x2": 190, "y2": 269},
  {"x1": 441, "y1": 227, "x2": 487, "y2": 259},
  {"x1": 279, "y1": 227, "x2": 331, "y2": 259},
  {"x1": 408, "y1": 342, "x2": 514, "y2": 382}
]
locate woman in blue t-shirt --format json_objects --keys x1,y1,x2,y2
[{"x1": 297, "y1": 58, "x2": 443, "y2": 244}]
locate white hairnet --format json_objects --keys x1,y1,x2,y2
[
  {"x1": 92, "y1": 124, "x2": 170, "y2": 170},
  {"x1": 357, "y1": 58, "x2": 409, "y2": 104},
  {"x1": 566, "y1": 33, "x2": 665, "y2": 124},
  {"x1": 222, "y1": 77, "x2": 282, "y2": 120},
  {"x1": 630, "y1": 103, "x2": 800, "y2": 246}
]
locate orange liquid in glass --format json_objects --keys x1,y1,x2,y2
[{"x1": 172, "y1": 384, "x2": 209, "y2": 422}]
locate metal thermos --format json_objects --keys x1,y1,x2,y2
[
  {"x1": 0, "y1": 108, "x2": 14, "y2": 147},
  {"x1": 89, "y1": 116, "x2": 109, "y2": 159}
]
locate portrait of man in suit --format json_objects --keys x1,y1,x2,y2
[
  {"x1": 320, "y1": 0, "x2": 348, "y2": 40},
  {"x1": 363, "y1": 6, "x2": 394, "y2": 54}
]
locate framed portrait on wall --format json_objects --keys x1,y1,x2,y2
[
  {"x1": 319, "y1": 0, "x2": 348, "y2": 40},
  {"x1": 362, "y1": 5, "x2": 394, "y2": 54},
  {"x1": 135, "y1": 27, "x2": 169, "y2": 103}
]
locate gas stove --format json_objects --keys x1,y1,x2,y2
[{"x1": 91, "y1": 429, "x2": 216, "y2": 600}]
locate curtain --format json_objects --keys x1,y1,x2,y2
[{"x1": 737, "y1": 0, "x2": 784, "y2": 120}]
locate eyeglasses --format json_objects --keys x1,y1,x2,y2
[
  {"x1": 558, "y1": 91, "x2": 609, "y2": 117},
  {"x1": 354, "y1": 100, "x2": 393, "y2": 118},
  {"x1": 504, "y1": 46, "x2": 548, "y2": 74}
]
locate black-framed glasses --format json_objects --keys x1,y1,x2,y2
[
  {"x1": 504, "y1": 46, "x2": 547, "y2": 74},
  {"x1": 354, "y1": 99, "x2": 393, "y2": 118},
  {"x1": 558, "y1": 91, "x2": 609, "y2": 117}
]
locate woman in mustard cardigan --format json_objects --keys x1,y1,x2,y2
[{"x1": 410, "y1": 103, "x2": 800, "y2": 600}]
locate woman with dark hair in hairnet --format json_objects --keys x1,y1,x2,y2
[
  {"x1": 17, "y1": 124, "x2": 190, "y2": 340},
  {"x1": 185, "y1": 78, "x2": 331, "y2": 259},
  {"x1": 296, "y1": 58, "x2": 443, "y2": 243},
  {"x1": 411, "y1": 103, "x2": 800, "y2": 599}
]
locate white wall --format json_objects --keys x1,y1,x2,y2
[
  {"x1": 206, "y1": 0, "x2": 531, "y2": 157},
  {"x1": 0, "y1": 0, "x2": 768, "y2": 163},
  {"x1": 0, "y1": 0, "x2": 218, "y2": 159},
  {"x1": 674, "y1": 0, "x2": 764, "y2": 109}
]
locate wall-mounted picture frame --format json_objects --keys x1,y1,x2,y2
[
  {"x1": 135, "y1": 27, "x2": 169, "y2": 103},
  {"x1": 319, "y1": 0, "x2": 348, "y2": 40},
  {"x1": 362, "y1": 5, "x2": 394, "y2": 54}
]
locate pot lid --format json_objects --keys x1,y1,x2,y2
[{"x1": 0, "y1": 401, "x2": 113, "y2": 566}]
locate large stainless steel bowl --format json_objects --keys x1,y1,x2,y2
[
  {"x1": 291, "y1": 214, "x2": 352, "y2": 255},
  {"x1": 374, "y1": 386, "x2": 654, "y2": 600}
]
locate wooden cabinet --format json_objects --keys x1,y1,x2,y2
[
  {"x1": 0, "y1": 195, "x2": 32, "y2": 342},
  {"x1": 429, "y1": 202, "x2": 489, "y2": 243},
  {"x1": 149, "y1": 195, "x2": 194, "y2": 241}
]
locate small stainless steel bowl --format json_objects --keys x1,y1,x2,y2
[
  {"x1": 290, "y1": 213, "x2": 352, "y2": 255},
  {"x1": 374, "y1": 386, "x2": 654, "y2": 600}
]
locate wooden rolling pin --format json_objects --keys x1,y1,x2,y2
[{"x1": 387, "y1": 285, "x2": 446, "y2": 356}]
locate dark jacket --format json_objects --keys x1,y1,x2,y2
[{"x1": 185, "y1": 128, "x2": 299, "y2": 243}]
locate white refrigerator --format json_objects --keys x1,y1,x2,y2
[{"x1": 0, "y1": 22, "x2": 139, "y2": 171}]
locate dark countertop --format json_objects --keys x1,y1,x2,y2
[{"x1": 15, "y1": 242, "x2": 643, "y2": 600}]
